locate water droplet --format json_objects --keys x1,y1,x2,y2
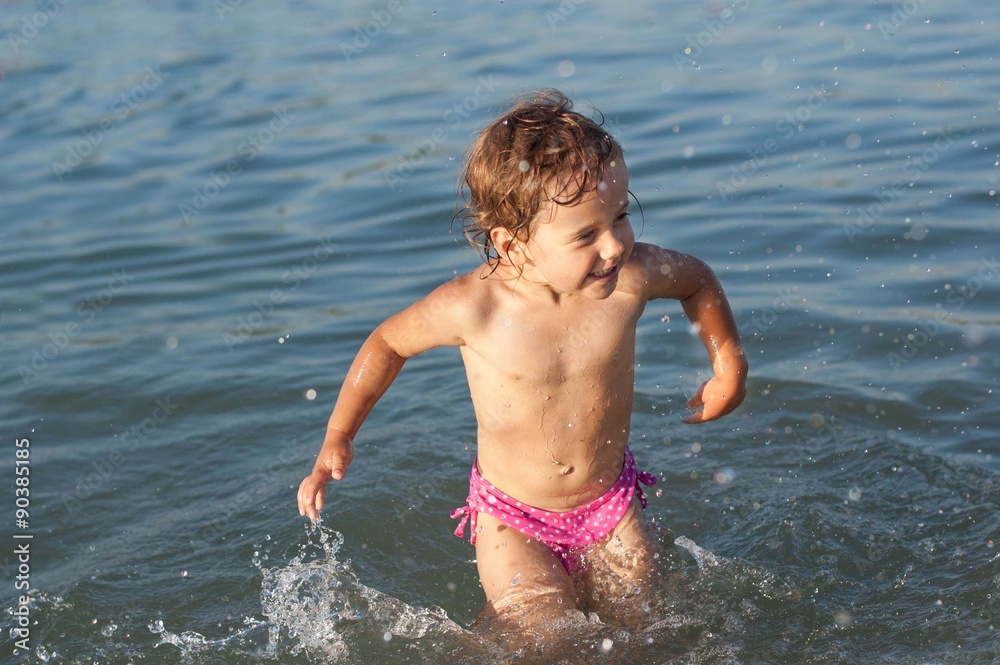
[
  {"x1": 148, "y1": 619, "x2": 164, "y2": 634},
  {"x1": 101, "y1": 623, "x2": 117, "y2": 637},
  {"x1": 601, "y1": 638, "x2": 614, "y2": 653},
  {"x1": 660, "y1": 314, "x2": 670, "y2": 324},
  {"x1": 713, "y1": 468, "x2": 736, "y2": 486}
]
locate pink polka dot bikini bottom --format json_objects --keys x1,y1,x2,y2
[{"x1": 450, "y1": 447, "x2": 656, "y2": 572}]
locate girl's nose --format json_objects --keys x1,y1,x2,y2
[{"x1": 600, "y1": 230, "x2": 625, "y2": 259}]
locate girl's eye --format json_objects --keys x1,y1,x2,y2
[
  {"x1": 579, "y1": 230, "x2": 596, "y2": 241},
  {"x1": 615, "y1": 212, "x2": 630, "y2": 222}
]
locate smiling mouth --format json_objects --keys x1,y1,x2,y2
[{"x1": 589, "y1": 265, "x2": 618, "y2": 279}]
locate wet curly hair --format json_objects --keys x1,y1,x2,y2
[{"x1": 455, "y1": 89, "x2": 624, "y2": 266}]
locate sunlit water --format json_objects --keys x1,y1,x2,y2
[{"x1": 1, "y1": 1, "x2": 998, "y2": 662}]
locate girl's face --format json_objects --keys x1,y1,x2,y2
[{"x1": 518, "y1": 159, "x2": 634, "y2": 301}]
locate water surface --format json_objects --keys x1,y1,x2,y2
[{"x1": 1, "y1": 0, "x2": 998, "y2": 662}]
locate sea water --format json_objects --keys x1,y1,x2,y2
[{"x1": 1, "y1": 1, "x2": 998, "y2": 662}]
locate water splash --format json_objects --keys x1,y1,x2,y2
[
  {"x1": 256, "y1": 524, "x2": 491, "y2": 662},
  {"x1": 137, "y1": 525, "x2": 493, "y2": 663},
  {"x1": 256, "y1": 527, "x2": 787, "y2": 663},
  {"x1": 675, "y1": 536, "x2": 722, "y2": 568}
]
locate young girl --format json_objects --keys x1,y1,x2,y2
[{"x1": 298, "y1": 89, "x2": 747, "y2": 639}]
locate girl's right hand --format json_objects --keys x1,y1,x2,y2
[{"x1": 296, "y1": 434, "x2": 354, "y2": 521}]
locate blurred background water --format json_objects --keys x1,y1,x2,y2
[{"x1": 1, "y1": 0, "x2": 998, "y2": 662}]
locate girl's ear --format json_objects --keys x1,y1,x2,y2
[{"x1": 490, "y1": 226, "x2": 530, "y2": 267}]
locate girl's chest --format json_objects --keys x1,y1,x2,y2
[{"x1": 468, "y1": 298, "x2": 643, "y2": 384}]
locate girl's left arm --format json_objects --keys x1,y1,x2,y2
[{"x1": 638, "y1": 243, "x2": 748, "y2": 423}]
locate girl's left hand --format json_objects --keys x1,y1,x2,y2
[{"x1": 683, "y1": 372, "x2": 746, "y2": 423}]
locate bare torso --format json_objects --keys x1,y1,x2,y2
[{"x1": 457, "y1": 254, "x2": 650, "y2": 512}]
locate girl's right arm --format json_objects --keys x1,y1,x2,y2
[{"x1": 296, "y1": 278, "x2": 473, "y2": 521}]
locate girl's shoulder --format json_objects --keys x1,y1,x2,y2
[
  {"x1": 418, "y1": 268, "x2": 503, "y2": 330},
  {"x1": 621, "y1": 242, "x2": 707, "y2": 300}
]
